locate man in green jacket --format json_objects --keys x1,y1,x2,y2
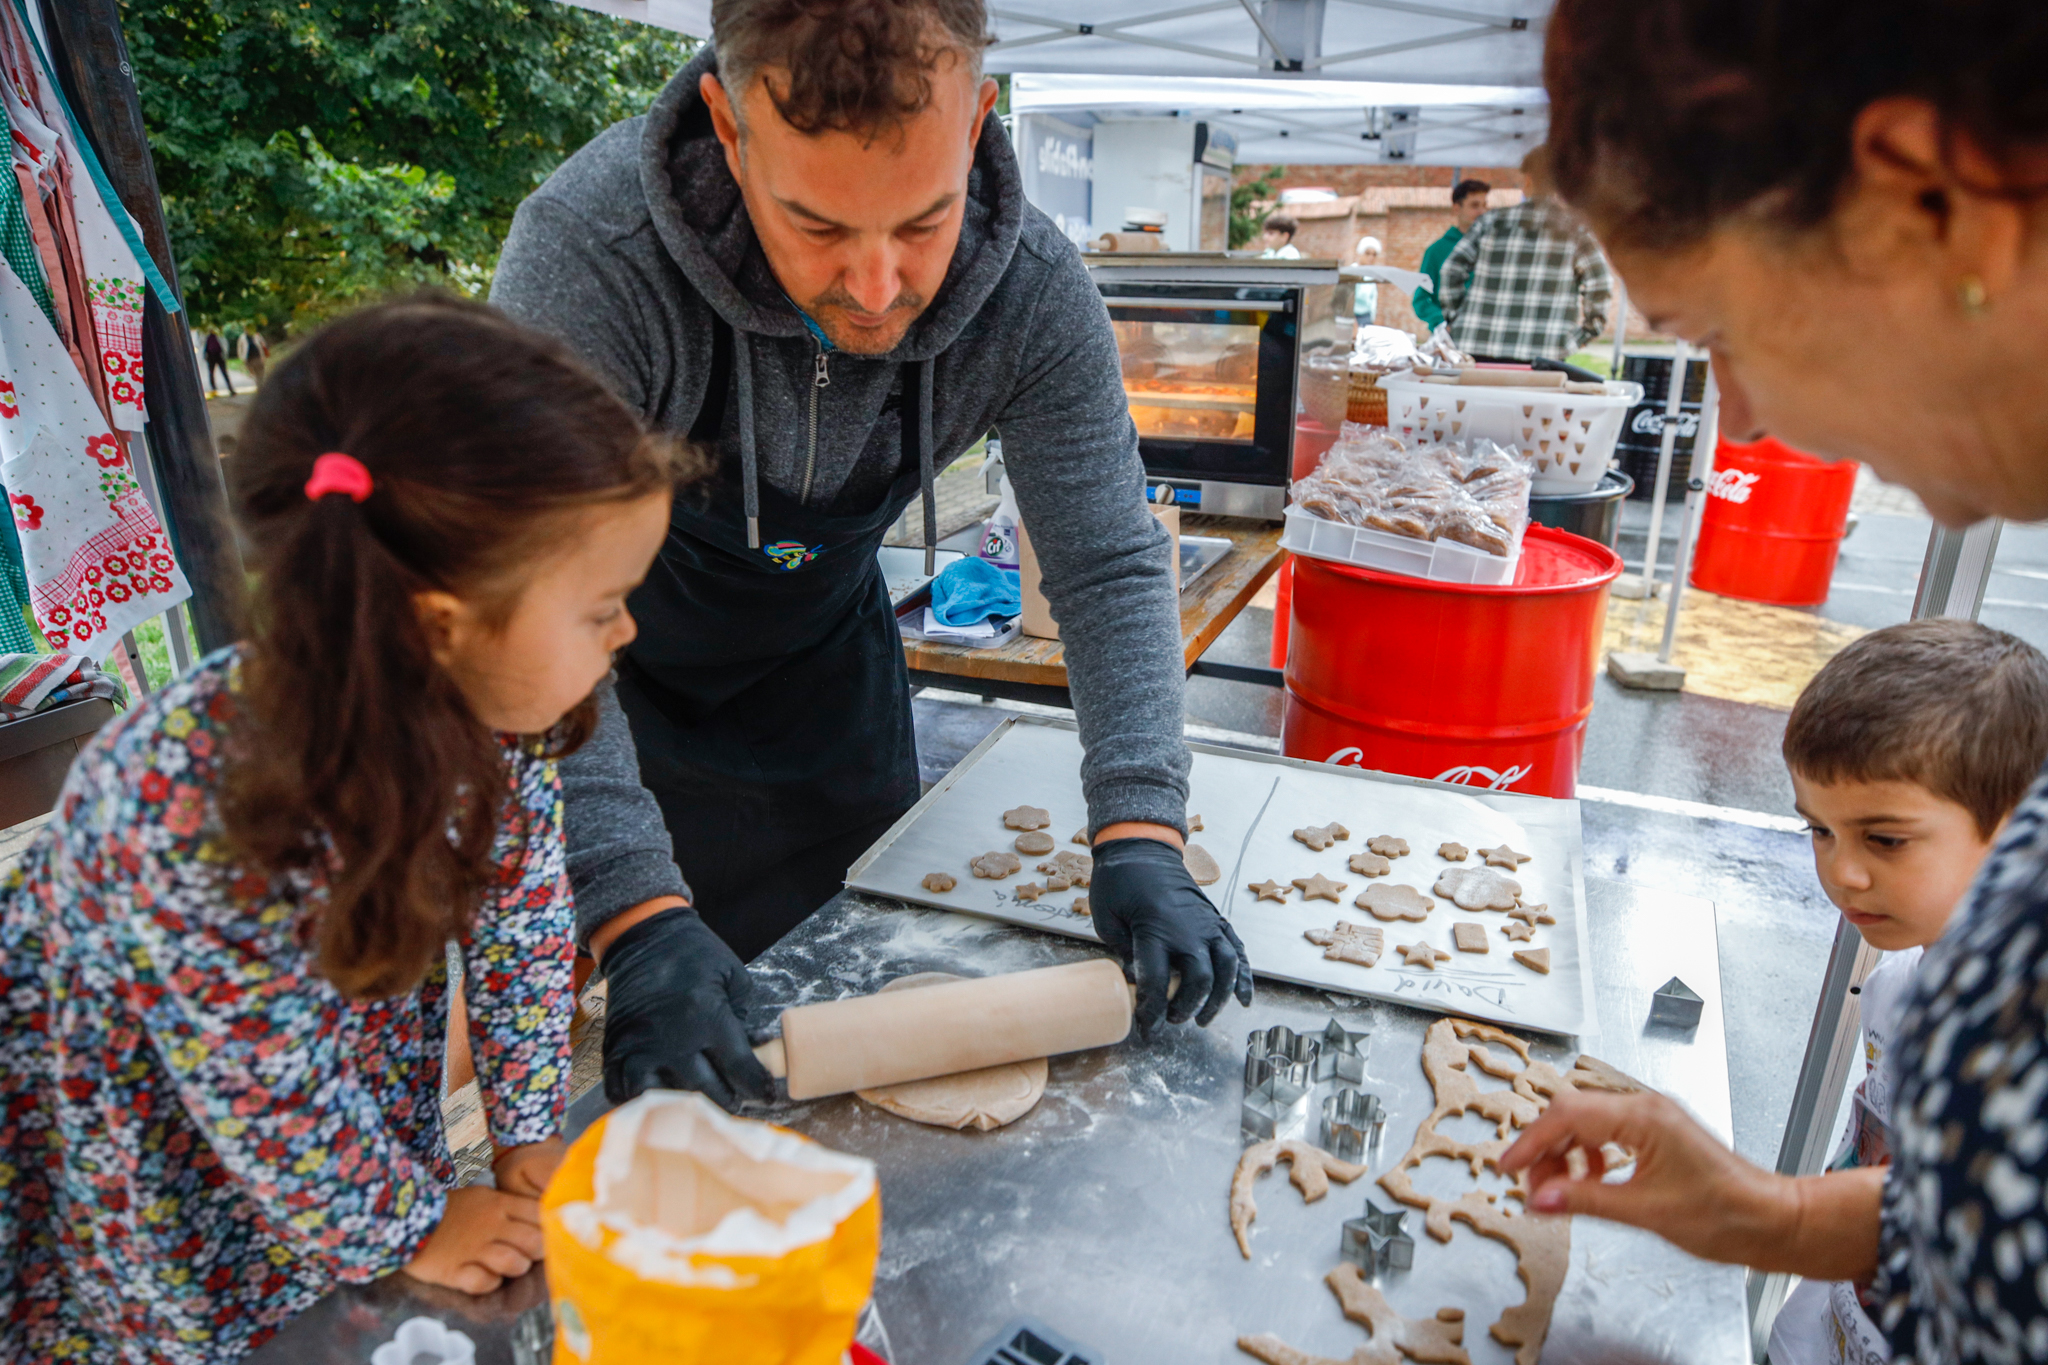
[{"x1": 1413, "y1": 179, "x2": 1491, "y2": 330}]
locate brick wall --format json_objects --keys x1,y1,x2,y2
[{"x1": 1236, "y1": 163, "x2": 1529, "y2": 196}]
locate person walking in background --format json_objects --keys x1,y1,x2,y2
[
  {"x1": 1351, "y1": 236, "x2": 1383, "y2": 325},
  {"x1": 201, "y1": 329, "x2": 234, "y2": 396},
  {"x1": 1258, "y1": 213, "x2": 1301, "y2": 259},
  {"x1": 241, "y1": 328, "x2": 270, "y2": 385},
  {"x1": 1413, "y1": 178, "x2": 1490, "y2": 331},
  {"x1": 1439, "y1": 150, "x2": 1612, "y2": 362}
]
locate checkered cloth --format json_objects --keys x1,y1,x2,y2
[
  {"x1": 0, "y1": 651, "x2": 125, "y2": 720},
  {"x1": 1439, "y1": 200, "x2": 1614, "y2": 362}
]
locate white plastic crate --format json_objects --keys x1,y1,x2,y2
[
  {"x1": 1377, "y1": 373, "x2": 1644, "y2": 495},
  {"x1": 1280, "y1": 506, "x2": 1522, "y2": 586}
]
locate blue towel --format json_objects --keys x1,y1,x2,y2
[{"x1": 931, "y1": 557, "x2": 1022, "y2": 627}]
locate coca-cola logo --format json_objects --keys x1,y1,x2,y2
[
  {"x1": 1629, "y1": 408, "x2": 1701, "y2": 439},
  {"x1": 1323, "y1": 747, "x2": 1534, "y2": 791},
  {"x1": 1709, "y1": 469, "x2": 1762, "y2": 504}
]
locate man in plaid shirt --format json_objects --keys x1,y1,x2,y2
[{"x1": 1439, "y1": 169, "x2": 1614, "y2": 362}]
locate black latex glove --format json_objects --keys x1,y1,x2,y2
[
  {"x1": 1089, "y1": 836, "x2": 1255, "y2": 1032},
  {"x1": 599, "y1": 905, "x2": 773, "y2": 1110}
]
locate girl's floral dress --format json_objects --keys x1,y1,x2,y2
[{"x1": 0, "y1": 649, "x2": 575, "y2": 1364}]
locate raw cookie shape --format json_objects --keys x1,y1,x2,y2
[
  {"x1": 1433, "y1": 866, "x2": 1522, "y2": 912},
  {"x1": 1397, "y1": 941, "x2": 1452, "y2": 969},
  {"x1": 1512, "y1": 948, "x2": 1551, "y2": 975},
  {"x1": 1501, "y1": 920, "x2": 1537, "y2": 943},
  {"x1": 1366, "y1": 836, "x2": 1410, "y2": 858},
  {"x1": 1452, "y1": 922, "x2": 1490, "y2": 954},
  {"x1": 921, "y1": 872, "x2": 956, "y2": 893},
  {"x1": 1014, "y1": 882, "x2": 1046, "y2": 902},
  {"x1": 1185, "y1": 844, "x2": 1222, "y2": 886},
  {"x1": 1249, "y1": 878, "x2": 1291, "y2": 903},
  {"x1": 970, "y1": 850, "x2": 1022, "y2": 879},
  {"x1": 1348, "y1": 851, "x2": 1392, "y2": 877},
  {"x1": 1478, "y1": 843, "x2": 1532, "y2": 870},
  {"x1": 1072, "y1": 896, "x2": 1092, "y2": 917},
  {"x1": 1355, "y1": 883, "x2": 1433, "y2": 922},
  {"x1": 856, "y1": 974, "x2": 1048, "y2": 1131},
  {"x1": 1003, "y1": 805, "x2": 1051, "y2": 830},
  {"x1": 1191, "y1": 814, "x2": 1205, "y2": 832},
  {"x1": 1507, "y1": 903, "x2": 1555, "y2": 927},
  {"x1": 1306, "y1": 922, "x2": 1385, "y2": 968},
  {"x1": 1438, "y1": 841, "x2": 1470, "y2": 862},
  {"x1": 1072, "y1": 827, "x2": 1090, "y2": 845},
  {"x1": 1014, "y1": 830, "x2": 1056, "y2": 856},
  {"x1": 1239, "y1": 1265, "x2": 1471, "y2": 1365},
  {"x1": 1229, "y1": 1138, "x2": 1367, "y2": 1258},
  {"x1": 1294, "y1": 872, "x2": 1349, "y2": 903},
  {"x1": 1038, "y1": 850, "x2": 1093, "y2": 886},
  {"x1": 1294, "y1": 822, "x2": 1350, "y2": 851},
  {"x1": 1375, "y1": 1017, "x2": 1648, "y2": 1365},
  {"x1": 1044, "y1": 871, "x2": 1073, "y2": 892}
]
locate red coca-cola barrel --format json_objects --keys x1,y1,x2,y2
[
  {"x1": 1690, "y1": 436, "x2": 1859, "y2": 607},
  {"x1": 1281, "y1": 527, "x2": 1623, "y2": 797}
]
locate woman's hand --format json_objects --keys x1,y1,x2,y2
[
  {"x1": 493, "y1": 1138, "x2": 567, "y2": 1198},
  {"x1": 403, "y1": 1185, "x2": 545, "y2": 1295},
  {"x1": 1498, "y1": 1090, "x2": 1883, "y2": 1280}
]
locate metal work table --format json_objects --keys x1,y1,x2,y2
[
  {"x1": 903, "y1": 512, "x2": 1285, "y2": 708},
  {"x1": 252, "y1": 876, "x2": 1742, "y2": 1364}
]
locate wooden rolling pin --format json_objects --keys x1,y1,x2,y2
[{"x1": 752, "y1": 960, "x2": 1133, "y2": 1101}]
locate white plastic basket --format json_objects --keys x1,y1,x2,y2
[
  {"x1": 1280, "y1": 506, "x2": 1522, "y2": 586},
  {"x1": 1377, "y1": 373, "x2": 1644, "y2": 495}
]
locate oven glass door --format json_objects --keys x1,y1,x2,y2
[{"x1": 1103, "y1": 288, "x2": 1297, "y2": 487}]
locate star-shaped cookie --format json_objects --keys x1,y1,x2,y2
[
  {"x1": 1478, "y1": 842, "x2": 1531, "y2": 870},
  {"x1": 1397, "y1": 941, "x2": 1451, "y2": 969},
  {"x1": 1355, "y1": 883, "x2": 1433, "y2": 922},
  {"x1": 1366, "y1": 835, "x2": 1410, "y2": 858},
  {"x1": 1348, "y1": 851, "x2": 1392, "y2": 877},
  {"x1": 1014, "y1": 881, "x2": 1046, "y2": 902},
  {"x1": 1293, "y1": 872, "x2": 1349, "y2": 903},
  {"x1": 1501, "y1": 920, "x2": 1537, "y2": 942},
  {"x1": 1249, "y1": 878, "x2": 1291, "y2": 903},
  {"x1": 1507, "y1": 903, "x2": 1555, "y2": 927}
]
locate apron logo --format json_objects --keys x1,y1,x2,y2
[{"x1": 764, "y1": 540, "x2": 822, "y2": 570}]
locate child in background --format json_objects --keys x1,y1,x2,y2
[
  {"x1": 1768, "y1": 619, "x2": 2048, "y2": 1365},
  {"x1": 0, "y1": 297, "x2": 699, "y2": 1363}
]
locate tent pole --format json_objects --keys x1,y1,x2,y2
[
  {"x1": 37, "y1": 0, "x2": 244, "y2": 653},
  {"x1": 1657, "y1": 364, "x2": 1718, "y2": 663},
  {"x1": 1639, "y1": 340, "x2": 1688, "y2": 589}
]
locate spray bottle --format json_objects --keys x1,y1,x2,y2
[{"x1": 978, "y1": 434, "x2": 1021, "y2": 571}]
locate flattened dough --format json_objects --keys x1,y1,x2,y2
[
  {"x1": 1249, "y1": 878, "x2": 1291, "y2": 903},
  {"x1": 1294, "y1": 822, "x2": 1350, "y2": 851},
  {"x1": 1072, "y1": 896, "x2": 1092, "y2": 917},
  {"x1": 1438, "y1": 841, "x2": 1470, "y2": 862},
  {"x1": 1230, "y1": 1138, "x2": 1367, "y2": 1258},
  {"x1": 1452, "y1": 922, "x2": 1490, "y2": 954},
  {"x1": 1512, "y1": 947, "x2": 1551, "y2": 975},
  {"x1": 1294, "y1": 872, "x2": 1348, "y2": 903},
  {"x1": 1003, "y1": 805, "x2": 1052, "y2": 830},
  {"x1": 1014, "y1": 830, "x2": 1056, "y2": 856},
  {"x1": 1478, "y1": 843, "x2": 1531, "y2": 870},
  {"x1": 1348, "y1": 851, "x2": 1392, "y2": 877},
  {"x1": 1307, "y1": 921, "x2": 1385, "y2": 968},
  {"x1": 1185, "y1": 843, "x2": 1222, "y2": 885},
  {"x1": 921, "y1": 872, "x2": 956, "y2": 893},
  {"x1": 856, "y1": 974, "x2": 1047, "y2": 1131},
  {"x1": 1366, "y1": 835, "x2": 1410, "y2": 858},
  {"x1": 1397, "y1": 941, "x2": 1451, "y2": 969},
  {"x1": 1434, "y1": 866, "x2": 1522, "y2": 911},
  {"x1": 1239, "y1": 1266, "x2": 1471, "y2": 1365},
  {"x1": 1507, "y1": 903, "x2": 1555, "y2": 927},
  {"x1": 1355, "y1": 883, "x2": 1433, "y2": 922},
  {"x1": 1014, "y1": 881, "x2": 1046, "y2": 902},
  {"x1": 970, "y1": 850, "x2": 1022, "y2": 879},
  {"x1": 1038, "y1": 850, "x2": 1093, "y2": 886},
  {"x1": 1501, "y1": 920, "x2": 1537, "y2": 943}
]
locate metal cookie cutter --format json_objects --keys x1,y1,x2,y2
[
  {"x1": 1242, "y1": 1074, "x2": 1312, "y2": 1142},
  {"x1": 1341, "y1": 1199, "x2": 1415, "y2": 1275},
  {"x1": 1320, "y1": 1087, "x2": 1384, "y2": 1163},
  {"x1": 1245, "y1": 1024, "x2": 1321, "y2": 1092},
  {"x1": 1314, "y1": 1017, "x2": 1369, "y2": 1084},
  {"x1": 1650, "y1": 976, "x2": 1705, "y2": 1029}
]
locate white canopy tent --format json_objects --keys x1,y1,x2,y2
[{"x1": 554, "y1": 0, "x2": 1551, "y2": 165}]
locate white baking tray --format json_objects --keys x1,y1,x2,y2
[{"x1": 847, "y1": 717, "x2": 1594, "y2": 1037}]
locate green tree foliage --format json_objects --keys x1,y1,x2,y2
[
  {"x1": 122, "y1": 1, "x2": 694, "y2": 331},
  {"x1": 1229, "y1": 165, "x2": 1286, "y2": 249}
]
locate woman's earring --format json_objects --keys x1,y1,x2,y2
[{"x1": 1958, "y1": 275, "x2": 1990, "y2": 317}]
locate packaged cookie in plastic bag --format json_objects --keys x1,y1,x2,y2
[{"x1": 1289, "y1": 429, "x2": 1532, "y2": 560}]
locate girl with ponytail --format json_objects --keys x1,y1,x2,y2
[{"x1": 0, "y1": 295, "x2": 699, "y2": 1364}]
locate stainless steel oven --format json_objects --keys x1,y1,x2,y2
[{"x1": 1085, "y1": 254, "x2": 1346, "y2": 520}]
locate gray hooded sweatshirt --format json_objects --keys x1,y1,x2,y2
[{"x1": 491, "y1": 47, "x2": 1189, "y2": 944}]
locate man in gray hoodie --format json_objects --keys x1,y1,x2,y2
[{"x1": 491, "y1": 0, "x2": 1253, "y2": 1109}]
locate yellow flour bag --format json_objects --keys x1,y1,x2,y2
[{"x1": 541, "y1": 1091, "x2": 881, "y2": 1364}]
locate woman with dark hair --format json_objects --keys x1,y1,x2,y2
[{"x1": 1498, "y1": 3, "x2": 2048, "y2": 1362}]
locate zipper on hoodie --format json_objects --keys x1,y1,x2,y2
[{"x1": 803, "y1": 342, "x2": 830, "y2": 503}]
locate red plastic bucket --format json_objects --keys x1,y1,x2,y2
[
  {"x1": 1690, "y1": 436, "x2": 1858, "y2": 607},
  {"x1": 1268, "y1": 556, "x2": 1293, "y2": 668},
  {"x1": 1281, "y1": 526, "x2": 1623, "y2": 797}
]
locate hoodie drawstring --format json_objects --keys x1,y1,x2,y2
[
  {"x1": 735, "y1": 330, "x2": 760, "y2": 549},
  {"x1": 917, "y1": 358, "x2": 937, "y2": 576}
]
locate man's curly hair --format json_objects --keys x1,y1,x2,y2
[{"x1": 713, "y1": 0, "x2": 994, "y2": 137}]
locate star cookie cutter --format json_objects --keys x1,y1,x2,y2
[
  {"x1": 1649, "y1": 975, "x2": 1705, "y2": 1029},
  {"x1": 1244, "y1": 1024, "x2": 1321, "y2": 1092},
  {"x1": 1313, "y1": 1017, "x2": 1369, "y2": 1084},
  {"x1": 1340, "y1": 1199, "x2": 1415, "y2": 1275},
  {"x1": 1241, "y1": 1074, "x2": 1312, "y2": 1142},
  {"x1": 1319, "y1": 1087, "x2": 1384, "y2": 1163}
]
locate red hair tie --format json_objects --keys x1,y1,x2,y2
[{"x1": 304, "y1": 452, "x2": 373, "y2": 503}]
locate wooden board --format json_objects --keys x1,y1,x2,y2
[{"x1": 902, "y1": 513, "x2": 1283, "y2": 689}]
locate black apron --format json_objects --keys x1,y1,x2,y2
[{"x1": 613, "y1": 320, "x2": 926, "y2": 961}]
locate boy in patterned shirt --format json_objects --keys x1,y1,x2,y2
[{"x1": 1768, "y1": 619, "x2": 2048, "y2": 1365}]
